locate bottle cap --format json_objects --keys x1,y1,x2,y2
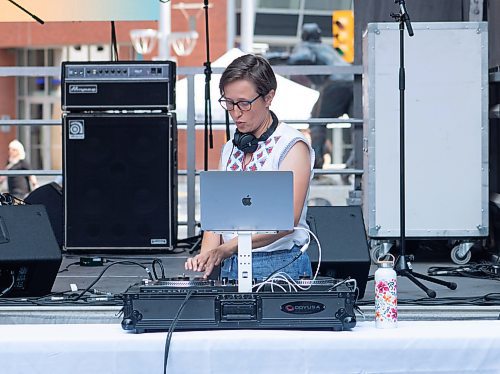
[{"x1": 377, "y1": 253, "x2": 395, "y2": 268}]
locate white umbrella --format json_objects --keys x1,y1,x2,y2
[{"x1": 175, "y1": 48, "x2": 319, "y2": 122}]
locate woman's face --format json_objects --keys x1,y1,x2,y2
[
  {"x1": 8, "y1": 146, "x2": 19, "y2": 159},
  {"x1": 222, "y1": 79, "x2": 274, "y2": 135}
]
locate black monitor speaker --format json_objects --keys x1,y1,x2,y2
[
  {"x1": 25, "y1": 182, "x2": 63, "y2": 249},
  {"x1": 306, "y1": 206, "x2": 371, "y2": 299},
  {"x1": 0, "y1": 205, "x2": 62, "y2": 297}
]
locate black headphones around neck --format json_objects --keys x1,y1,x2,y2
[{"x1": 232, "y1": 111, "x2": 279, "y2": 154}]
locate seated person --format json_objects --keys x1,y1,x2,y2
[{"x1": 185, "y1": 54, "x2": 315, "y2": 281}]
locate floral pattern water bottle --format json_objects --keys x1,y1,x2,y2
[{"x1": 374, "y1": 254, "x2": 397, "y2": 328}]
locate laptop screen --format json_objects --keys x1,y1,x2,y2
[{"x1": 200, "y1": 171, "x2": 294, "y2": 232}]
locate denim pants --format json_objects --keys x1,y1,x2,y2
[{"x1": 220, "y1": 244, "x2": 312, "y2": 281}]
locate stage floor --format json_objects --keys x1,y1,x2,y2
[{"x1": 1, "y1": 246, "x2": 499, "y2": 325}]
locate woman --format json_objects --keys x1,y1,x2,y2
[
  {"x1": 0, "y1": 140, "x2": 38, "y2": 199},
  {"x1": 185, "y1": 54, "x2": 315, "y2": 281}
]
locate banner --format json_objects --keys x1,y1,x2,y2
[{"x1": 1, "y1": 0, "x2": 160, "y2": 22}]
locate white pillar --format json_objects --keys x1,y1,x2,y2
[
  {"x1": 158, "y1": 1, "x2": 171, "y2": 60},
  {"x1": 240, "y1": 0, "x2": 255, "y2": 53},
  {"x1": 226, "y1": 0, "x2": 236, "y2": 51}
]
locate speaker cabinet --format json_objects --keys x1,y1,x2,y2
[
  {"x1": 306, "y1": 206, "x2": 371, "y2": 299},
  {"x1": 25, "y1": 182, "x2": 63, "y2": 249},
  {"x1": 0, "y1": 205, "x2": 62, "y2": 297},
  {"x1": 63, "y1": 113, "x2": 177, "y2": 251}
]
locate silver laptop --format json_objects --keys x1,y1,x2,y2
[{"x1": 200, "y1": 171, "x2": 294, "y2": 232}]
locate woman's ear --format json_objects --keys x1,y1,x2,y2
[{"x1": 264, "y1": 89, "x2": 276, "y2": 107}]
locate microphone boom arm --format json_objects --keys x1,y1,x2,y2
[{"x1": 7, "y1": 0, "x2": 45, "y2": 24}]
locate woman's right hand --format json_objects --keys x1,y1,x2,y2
[{"x1": 185, "y1": 245, "x2": 234, "y2": 278}]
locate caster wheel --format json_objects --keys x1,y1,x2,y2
[{"x1": 451, "y1": 245, "x2": 471, "y2": 265}]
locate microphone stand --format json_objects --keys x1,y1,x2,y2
[
  {"x1": 7, "y1": 0, "x2": 44, "y2": 24},
  {"x1": 387, "y1": 0, "x2": 457, "y2": 297},
  {"x1": 202, "y1": 0, "x2": 214, "y2": 171}
]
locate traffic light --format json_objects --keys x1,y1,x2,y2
[{"x1": 332, "y1": 10, "x2": 354, "y2": 63}]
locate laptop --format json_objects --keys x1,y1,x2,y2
[{"x1": 200, "y1": 171, "x2": 294, "y2": 232}]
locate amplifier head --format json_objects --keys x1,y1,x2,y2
[{"x1": 61, "y1": 60, "x2": 176, "y2": 111}]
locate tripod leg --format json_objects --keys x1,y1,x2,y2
[
  {"x1": 400, "y1": 270, "x2": 437, "y2": 298},
  {"x1": 410, "y1": 271, "x2": 457, "y2": 290}
]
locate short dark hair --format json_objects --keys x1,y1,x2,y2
[{"x1": 219, "y1": 54, "x2": 277, "y2": 97}]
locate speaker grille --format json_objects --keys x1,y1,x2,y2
[{"x1": 63, "y1": 113, "x2": 177, "y2": 250}]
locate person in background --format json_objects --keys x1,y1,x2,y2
[
  {"x1": 0, "y1": 139, "x2": 38, "y2": 199},
  {"x1": 288, "y1": 23, "x2": 353, "y2": 170},
  {"x1": 185, "y1": 54, "x2": 315, "y2": 281}
]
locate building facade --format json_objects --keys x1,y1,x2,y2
[{"x1": 0, "y1": 0, "x2": 352, "y2": 172}]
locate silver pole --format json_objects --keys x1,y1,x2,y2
[
  {"x1": 240, "y1": 0, "x2": 255, "y2": 53},
  {"x1": 187, "y1": 75, "x2": 196, "y2": 237},
  {"x1": 226, "y1": 0, "x2": 236, "y2": 51},
  {"x1": 158, "y1": 1, "x2": 171, "y2": 60}
]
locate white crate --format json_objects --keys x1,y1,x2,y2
[{"x1": 362, "y1": 22, "x2": 488, "y2": 238}]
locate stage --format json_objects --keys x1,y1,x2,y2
[{"x1": 1, "y1": 251, "x2": 500, "y2": 323}]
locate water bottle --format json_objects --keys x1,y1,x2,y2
[{"x1": 374, "y1": 254, "x2": 397, "y2": 328}]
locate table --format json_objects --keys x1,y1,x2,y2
[{"x1": 2, "y1": 320, "x2": 500, "y2": 373}]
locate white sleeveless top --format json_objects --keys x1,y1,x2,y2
[{"x1": 219, "y1": 122, "x2": 315, "y2": 252}]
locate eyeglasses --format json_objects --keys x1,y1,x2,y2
[{"x1": 218, "y1": 94, "x2": 261, "y2": 112}]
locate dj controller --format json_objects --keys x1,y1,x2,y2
[{"x1": 121, "y1": 276, "x2": 357, "y2": 333}]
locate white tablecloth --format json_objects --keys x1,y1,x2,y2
[{"x1": 2, "y1": 320, "x2": 500, "y2": 374}]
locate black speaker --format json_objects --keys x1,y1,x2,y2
[
  {"x1": 0, "y1": 205, "x2": 62, "y2": 297},
  {"x1": 25, "y1": 182, "x2": 63, "y2": 248},
  {"x1": 306, "y1": 206, "x2": 371, "y2": 299},
  {"x1": 63, "y1": 112, "x2": 177, "y2": 251}
]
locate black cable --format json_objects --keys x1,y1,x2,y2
[
  {"x1": 57, "y1": 261, "x2": 80, "y2": 273},
  {"x1": 152, "y1": 258, "x2": 166, "y2": 280},
  {"x1": 427, "y1": 262, "x2": 500, "y2": 281},
  {"x1": 260, "y1": 253, "x2": 302, "y2": 284},
  {"x1": 164, "y1": 290, "x2": 194, "y2": 374},
  {"x1": 1, "y1": 193, "x2": 25, "y2": 205},
  {"x1": 0, "y1": 270, "x2": 16, "y2": 297},
  {"x1": 73, "y1": 261, "x2": 152, "y2": 301}
]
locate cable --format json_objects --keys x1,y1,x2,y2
[
  {"x1": 57, "y1": 261, "x2": 80, "y2": 273},
  {"x1": 73, "y1": 261, "x2": 152, "y2": 301},
  {"x1": 259, "y1": 226, "x2": 322, "y2": 289},
  {"x1": 0, "y1": 270, "x2": 16, "y2": 297},
  {"x1": 1, "y1": 193, "x2": 25, "y2": 205},
  {"x1": 152, "y1": 258, "x2": 166, "y2": 280},
  {"x1": 427, "y1": 262, "x2": 500, "y2": 281},
  {"x1": 164, "y1": 290, "x2": 194, "y2": 374}
]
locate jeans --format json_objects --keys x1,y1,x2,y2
[{"x1": 221, "y1": 245, "x2": 312, "y2": 281}]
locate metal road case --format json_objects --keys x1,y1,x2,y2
[{"x1": 362, "y1": 22, "x2": 488, "y2": 262}]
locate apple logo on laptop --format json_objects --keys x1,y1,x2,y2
[{"x1": 242, "y1": 195, "x2": 252, "y2": 206}]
